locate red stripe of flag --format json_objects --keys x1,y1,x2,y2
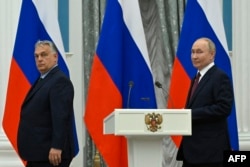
[
  {"x1": 3, "y1": 58, "x2": 30, "y2": 153},
  {"x1": 168, "y1": 58, "x2": 191, "y2": 147},
  {"x1": 84, "y1": 55, "x2": 128, "y2": 166}
]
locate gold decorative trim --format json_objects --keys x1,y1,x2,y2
[
  {"x1": 145, "y1": 112, "x2": 163, "y2": 132},
  {"x1": 93, "y1": 149, "x2": 101, "y2": 167}
]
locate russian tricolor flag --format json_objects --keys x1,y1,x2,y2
[
  {"x1": 169, "y1": 0, "x2": 239, "y2": 151},
  {"x1": 2, "y1": 0, "x2": 79, "y2": 163},
  {"x1": 84, "y1": 0, "x2": 157, "y2": 166}
]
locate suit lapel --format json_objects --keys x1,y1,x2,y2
[
  {"x1": 25, "y1": 78, "x2": 45, "y2": 101},
  {"x1": 22, "y1": 66, "x2": 59, "y2": 105},
  {"x1": 187, "y1": 66, "x2": 217, "y2": 106}
]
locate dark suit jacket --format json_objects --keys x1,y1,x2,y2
[
  {"x1": 17, "y1": 66, "x2": 76, "y2": 161},
  {"x1": 177, "y1": 65, "x2": 233, "y2": 164}
]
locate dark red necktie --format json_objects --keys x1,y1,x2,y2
[{"x1": 190, "y1": 72, "x2": 201, "y2": 98}]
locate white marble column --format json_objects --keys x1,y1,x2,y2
[
  {"x1": 232, "y1": 0, "x2": 250, "y2": 150},
  {"x1": 0, "y1": 1, "x2": 23, "y2": 167}
]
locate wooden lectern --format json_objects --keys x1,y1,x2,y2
[{"x1": 104, "y1": 108, "x2": 191, "y2": 167}]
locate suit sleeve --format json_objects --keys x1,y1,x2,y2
[{"x1": 49, "y1": 77, "x2": 74, "y2": 149}]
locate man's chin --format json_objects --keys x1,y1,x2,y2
[{"x1": 38, "y1": 69, "x2": 46, "y2": 74}]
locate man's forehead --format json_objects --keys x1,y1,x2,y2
[
  {"x1": 192, "y1": 41, "x2": 207, "y2": 49},
  {"x1": 35, "y1": 45, "x2": 50, "y2": 52}
]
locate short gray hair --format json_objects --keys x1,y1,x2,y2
[
  {"x1": 200, "y1": 37, "x2": 216, "y2": 53},
  {"x1": 35, "y1": 40, "x2": 58, "y2": 53}
]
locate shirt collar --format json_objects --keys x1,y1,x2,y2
[
  {"x1": 40, "y1": 64, "x2": 58, "y2": 79},
  {"x1": 198, "y1": 62, "x2": 214, "y2": 79}
]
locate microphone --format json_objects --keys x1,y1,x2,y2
[
  {"x1": 155, "y1": 81, "x2": 174, "y2": 108},
  {"x1": 127, "y1": 81, "x2": 134, "y2": 108}
]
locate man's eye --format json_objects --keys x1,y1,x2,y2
[{"x1": 34, "y1": 52, "x2": 48, "y2": 58}]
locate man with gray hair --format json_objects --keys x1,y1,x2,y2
[
  {"x1": 17, "y1": 40, "x2": 76, "y2": 167},
  {"x1": 176, "y1": 37, "x2": 233, "y2": 167}
]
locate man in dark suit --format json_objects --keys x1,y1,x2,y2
[
  {"x1": 176, "y1": 38, "x2": 234, "y2": 167},
  {"x1": 17, "y1": 40, "x2": 76, "y2": 167}
]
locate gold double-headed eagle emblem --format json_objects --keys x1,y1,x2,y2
[{"x1": 145, "y1": 112, "x2": 163, "y2": 132}]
